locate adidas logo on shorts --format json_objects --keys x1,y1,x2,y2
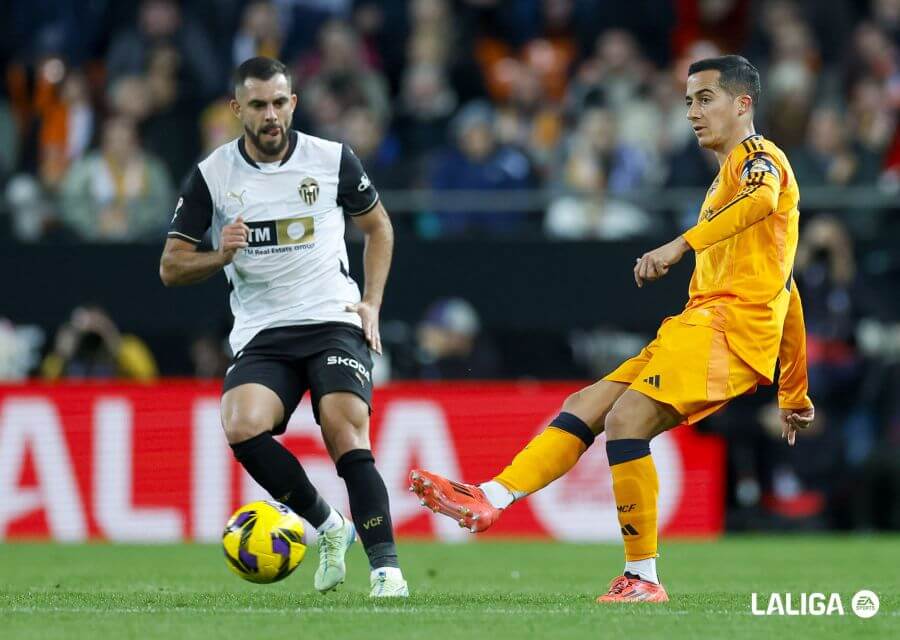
[{"x1": 642, "y1": 374, "x2": 661, "y2": 389}]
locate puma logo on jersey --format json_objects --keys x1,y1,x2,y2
[
  {"x1": 357, "y1": 173, "x2": 371, "y2": 192},
  {"x1": 326, "y1": 355, "x2": 370, "y2": 382},
  {"x1": 226, "y1": 189, "x2": 247, "y2": 207}
]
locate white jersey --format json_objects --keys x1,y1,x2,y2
[{"x1": 168, "y1": 130, "x2": 379, "y2": 353}]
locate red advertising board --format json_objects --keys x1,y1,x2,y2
[{"x1": 0, "y1": 382, "x2": 724, "y2": 541}]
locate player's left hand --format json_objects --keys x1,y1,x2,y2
[
  {"x1": 634, "y1": 236, "x2": 691, "y2": 287},
  {"x1": 780, "y1": 405, "x2": 815, "y2": 446},
  {"x1": 346, "y1": 301, "x2": 382, "y2": 355}
]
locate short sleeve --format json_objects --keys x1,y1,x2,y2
[
  {"x1": 337, "y1": 144, "x2": 379, "y2": 216},
  {"x1": 167, "y1": 167, "x2": 213, "y2": 244}
]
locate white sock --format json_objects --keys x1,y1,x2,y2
[
  {"x1": 479, "y1": 480, "x2": 516, "y2": 509},
  {"x1": 371, "y1": 566, "x2": 403, "y2": 580},
  {"x1": 624, "y1": 557, "x2": 659, "y2": 584},
  {"x1": 316, "y1": 508, "x2": 344, "y2": 534}
]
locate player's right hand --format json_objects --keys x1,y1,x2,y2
[
  {"x1": 780, "y1": 405, "x2": 815, "y2": 446},
  {"x1": 219, "y1": 216, "x2": 250, "y2": 264}
]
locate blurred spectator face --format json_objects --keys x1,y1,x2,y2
[
  {"x1": 459, "y1": 122, "x2": 494, "y2": 160},
  {"x1": 853, "y1": 23, "x2": 896, "y2": 75},
  {"x1": 320, "y1": 21, "x2": 361, "y2": 71},
  {"x1": 110, "y1": 76, "x2": 153, "y2": 121},
  {"x1": 579, "y1": 108, "x2": 616, "y2": 152},
  {"x1": 798, "y1": 216, "x2": 856, "y2": 285},
  {"x1": 402, "y1": 64, "x2": 455, "y2": 118},
  {"x1": 875, "y1": 0, "x2": 900, "y2": 23},
  {"x1": 243, "y1": 1, "x2": 279, "y2": 39},
  {"x1": 140, "y1": 0, "x2": 181, "y2": 39},
  {"x1": 408, "y1": 31, "x2": 448, "y2": 67},
  {"x1": 61, "y1": 71, "x2": 89, "y2": 104},
  {"x1": 596, "y1": 30, "x2": 637, "y2": 72},
  {"x1": 807, "y1": 108, "x2": 846, "y2": 155},
  {"x1": 542, "y1": 0, "x2": 573, "y2": 29},
  {"x1": 509, "y1": 64, "x2": 544, "y2": 112},
  {"x1": 102, "y1": 118, "x2": 139, "y2": 163},
  {"x1": 417, "y1": 298, "x2": 481, "y2": 360},
  {"x1": 232, "y1": 73, "x2": 296, "y2": 158},
  {"x1": 342, "y1": 107, "x2": 383, "y2": 157},
  {"x1": 699, "y1": 0, "x2": 737, "y2": 22},
  {"x1": 411, "y1": 0, "x2": 450, "y2": 27},
  {"x1": 146, "y1": 46, "x2": 180, "y2": 108}
]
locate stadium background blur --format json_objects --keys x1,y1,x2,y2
[{"x1": 1, "y1": 0, "x2": 899, "y2": 538}]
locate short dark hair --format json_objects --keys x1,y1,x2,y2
[
  {"x1": 233, "y1": 56, "x2": 292, "y2": 92},
  {"x1": 688, "y1": 55, "x2": 760, "y2": 109}
]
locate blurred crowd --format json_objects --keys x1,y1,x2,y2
[
  {"x1": 2, "y1": 1, "x2": 900, "y2": 531},
  {"x1": 1, "y1": 0, "x2": 900, "y2": 241}
]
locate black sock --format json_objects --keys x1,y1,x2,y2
[
  {"x1": 336, "y1": 449, "x2": 399, "y2": 569},
  {"x1": 230, "y1": 432, "x2": 331, "y2": 529}
]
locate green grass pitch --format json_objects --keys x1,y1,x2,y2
[{"x1": 1, "y1": 536, "x2": 896, "y2": 639}]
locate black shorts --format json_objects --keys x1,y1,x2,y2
[{"x1": 222, "y1": 323, "x2": 374, "y2": 433}]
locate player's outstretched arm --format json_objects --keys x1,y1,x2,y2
[
  {"x1": 634, "y1": 236, "x2": 691, "y2": 287},
  {"x1": 347, "y1": 202, "x2": 393, "y2": 354},
  {"x1": 777, "y1": 281, "x2": 814, "y2": 445},
  {"x1": 159, "y1": 218, "x2": 250, "y2": 286}
]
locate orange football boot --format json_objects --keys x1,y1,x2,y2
[
  {"x1": 408, "y1": 469, "x2": 502, "y2": 532},
  {"x1": 596, "y1": 574, "x2": 669, "y2": 603}
]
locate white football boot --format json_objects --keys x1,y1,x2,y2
[
  {"x1": 369, "y1": 567, "x2": 409, "y2": 598},
  {"x1": 314, "y1": 517, "x2": 356, "y2": 593}
]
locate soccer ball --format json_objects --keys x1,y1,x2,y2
[{"x1": 222, "y1": 500, "x2": 307, "y2": 583}]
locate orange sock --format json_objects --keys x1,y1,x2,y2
[
  {"x1": 493, "y1": 412, "x2": 595, "y2": 496},
  {"x1": 606, "y1": 439, "x2": 658, "y2": 561}
]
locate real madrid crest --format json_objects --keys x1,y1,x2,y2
[{"x1": 298, "y1": 177, "x2": 319, "y2": 206}]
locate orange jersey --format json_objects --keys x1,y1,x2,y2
[{"x1": 681, "y1": 134, "x2": 811, "y2": 407}]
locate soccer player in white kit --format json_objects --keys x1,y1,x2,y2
[{"x1": 160, "y1": 57, "x2": 407, "y2": 597}]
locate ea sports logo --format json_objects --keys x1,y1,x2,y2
[
  {"x1": 851, "y1": 590, "x2": 879, "y2": 619},
  {"x1": 530, "y1": 426, "x2": 683, "y2": 541}
]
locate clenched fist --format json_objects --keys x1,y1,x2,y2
[{"x1": 220, "y1": 217, "x2": 250, "y2": 264}]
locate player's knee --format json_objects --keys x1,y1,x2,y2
[
  {"x1": 222, "y1": 411, "x2": 275, "y2": 445},
  {"x1": 604, "y1": 404, "x2": 645, "y2": 440}
]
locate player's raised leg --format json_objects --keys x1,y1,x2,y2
[
  {"x1": 319, "y1": 392, "x2": 409, "y2": 598},
  {"x1": 222, "y1": 383, "x2": 351, "y2": 593},
  {"x1": 596, "y1": 389, "x2": 680, "y2": 603},
  {"x1": 410, "y1": 380, "x2": 628, "y2": 532}
]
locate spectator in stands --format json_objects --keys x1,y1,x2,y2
[
  {"x1": 190, "y1": 332, "x2": 230, "y2": 379},
  {"x1": 544, "y1": 146, "x2": 654, "y2": 240},
  {"x1": 791, "y1": 106, "x2": 882, "y2": 189},
  {"x1": 340, "y1": 106, "x2": 403, "y2": 190},
  {"x1": 426, "y1": 100, "x2": 537, "y2": 236},
  {"x1": 562, "y1": 107, "x2": 652, "y2": 195},
  {"x1": 232, "y1": 1, "x2": 283, "y2": 68},
  {"x1": 59, "y1": 116, "x2": 173, "y2": 242},
  {"x1": 394, "y1": 62, "x2": 457, "y2": 167},
  {"x1": 415, "y1": 297, "x2": 501, "y2": 380},
  {"x1": 296, "y1": 19, "x2": 391, "y2": 126},
  {"x1": 41, "y1": 305, "x2": 157, "y2": 380},
  {"x1": 106, "y1": 0, "x2": 221, "y2": 103}
]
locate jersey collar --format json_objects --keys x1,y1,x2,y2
[{"x1": 237, "y1": 129, "x2": 299, "y2": 170}]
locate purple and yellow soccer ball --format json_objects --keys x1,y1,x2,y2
[{"x1": 222, "y1": 501, "x2": 307, "y2": 584}]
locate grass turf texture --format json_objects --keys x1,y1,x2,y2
[{"x1": 1, "y1": 536, "x2": 896, "y2": 639}]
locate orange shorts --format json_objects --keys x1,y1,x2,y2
[{"x1": 603, "y1": 313, "x2": 761, "y2": 423}]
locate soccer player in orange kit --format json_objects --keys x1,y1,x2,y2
[{"x1": 410, "y1": 55, "x2": 816, "y2": 603}]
